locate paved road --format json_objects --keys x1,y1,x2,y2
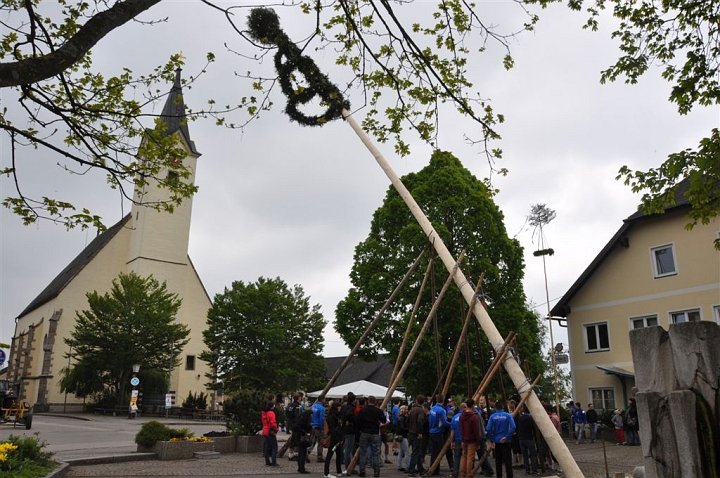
[
  {"x1": 0, "y1": 414, "x2": 643, "y2": 477},
  {"x1": 0, "y1": 413, "x2": 223, "y2": 461}
]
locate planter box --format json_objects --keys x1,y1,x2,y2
[
  {"x1": 213, "y1": 435, "x2": 236, "y2": 453},
  {"x1": 139, "y1": 440, "x2": 215, "y2": 460},
  {"x1": 236, "y1": 435, "x2": 263, "y2": 453}
]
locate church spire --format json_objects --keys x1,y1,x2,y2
[{"x1": 159, "y1": 68, "x2": 199, "y2": 155}]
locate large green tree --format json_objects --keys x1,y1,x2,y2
[
  {"x1": 200, "y1": 276, "x2": 326, "y2": 394},
  {"x1": 335, "y1": 150, "x2": 543, "y2": 396},
  {"x1": 62, "y1": 271, "x2": 190, "y2": 406}
]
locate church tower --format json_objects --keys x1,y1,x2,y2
[{"x1": 127, "y1": 69, "x2": 201, "y2": 278}]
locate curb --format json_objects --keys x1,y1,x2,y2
[{"x1": 45, "y1": 453, "x2": 157, "y2": 478}]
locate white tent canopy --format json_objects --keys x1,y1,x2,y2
[{"x1": 308, "y1": 380, "x2": 405, "y2": 399}]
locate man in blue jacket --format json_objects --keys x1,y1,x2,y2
[
  {"x1": 573, "y1": 402, "x2": 587, "y2": 445},
  {"x1": 429, "y1": 394, "x2": 453, "y2": 476},
  {"x1": 311, "y1": 397, "x2": 326, "y2": 462},
  {"x1": 486, "y1": 400, "x2": 516, "y2": 478}
]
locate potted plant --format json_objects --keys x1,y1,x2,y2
[
  {"x1": 135, "y1": 420, "x2": 213, "y2": 460},
  {"x1": 222, "y1": 389, "x2": 265, "y2": 453}
]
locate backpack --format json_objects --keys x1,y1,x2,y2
[
  {"x1": 321, "y1": 418, "x2": 331, "y2": 448},
  {"x1": 286, "y1": 402, "x2": 300, "y2": 427}
]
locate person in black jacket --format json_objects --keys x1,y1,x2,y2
[
  {"x1": 294, "y1": 408, "x2": 313, "y2": 473},
  {"x1": 324, "y1": 400, "x2": 345, "y2": 478},
  {"x1": 340, "y1": 393, "x2": 357, "y2": 475},
  {"x1": 586, "y1": 403, "x2": 599, "y2": 444},
  {"x1": 515, "y1": 405, "x2": 539, "y2": 476},
  {"x1": 356, "y1": 395, "x2": 388, "y2": 478}
]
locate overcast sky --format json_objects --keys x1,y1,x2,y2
[{"x1": 1, "y1": 1, "x2": 717, "y2": 362}]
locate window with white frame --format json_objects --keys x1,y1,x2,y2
[
  {"x1": 630, "y1": 315, "x2": 658, "y2": 329},
  {"x1": 590, "y1": 388, "x2": 616, "y2": 411},
  {"x1": 670, "y1": 308, "x2": 701, "y2": 324},
  {"x1": 584, "y1": 322, "x2": 610, "y2": 352},
  {"x1": 714, "y1": 305, "x2": 720, "y2": 325},
  {"x1": 650, "y1": 244, "x2": 677, "y2": 277}
]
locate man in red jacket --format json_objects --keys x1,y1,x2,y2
[{"x1": 459, "y1": 398, "x2": 483, "y2": 478}]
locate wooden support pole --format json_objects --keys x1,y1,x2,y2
[
  {"x1": 347, "y1": 254, "x2": 464, "y2": 474},
  {"x1": 512, "y1": 375, "x2": 542, "y2": 417},
  {"x1": 390, "y1": 257, "x2": 434, "y2": 386},
  {"x1": 441, "y1": 276, "x2": 483, "y2": 399},
  {"x1": 425, "y1": 333, "x2": 515, "y2": 477},
  {"x1": 342, "y1": 109, "x2": 582, "y2": 478},
  {"x1": 318, "y1": 248, "x2": 427, "y2": 400}
]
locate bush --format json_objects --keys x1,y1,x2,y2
[
  {"x1": 135, "y1": 420, "x2": 193, "y2": 448},
  {"x1": 0, "y1": 435, "x2": 55, "y2": 478},
  {"x1": 222, "y1": 389, "x2": 265, "y2": 435},
  {"x1": 181, "y1": 391, "x2": 208, "y2": 410}
]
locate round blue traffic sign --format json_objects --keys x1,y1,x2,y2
[{"x1": 130, "y1": 377, "x2": 140, "y2": 387}]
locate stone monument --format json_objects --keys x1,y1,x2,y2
[{"x1": 629, "y1": 321, "x2": 719, "y2": 478}]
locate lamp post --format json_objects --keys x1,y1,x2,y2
[{"x1": 129, "y1": 364, "x2": 140, "y2": 419}]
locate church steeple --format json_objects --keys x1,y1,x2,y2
[
  {"x1": 159, "y1": 69, "x2": 199, "y2": 155},
  {"x1": 126, "y1": 68, "x2": 200, "y2": 271}
]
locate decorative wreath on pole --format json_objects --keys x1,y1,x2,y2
[
  {"x1": 246, "y1": 8, "x2": 582, "y2": 477},
  {"x1": 247, "y1": 8, "x2": 349, "y2": 126}
]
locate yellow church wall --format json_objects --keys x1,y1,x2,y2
[
  {"x1": 11, "y1": 78, "x2": 218, "y2": 413},
  {"x1": 171, "y1": 260, "x2": 213, "y2": 407}
]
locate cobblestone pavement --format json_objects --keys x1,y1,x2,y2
[{"x1": 63, "y1": 439, "x2": 643, "y2": 478}]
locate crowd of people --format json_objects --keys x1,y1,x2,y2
[
  {"x1": 567, "y1": 397, "x2": 640, "y2": 447},
  {"x1": 258, "y1": 392, "x2": 572, "y2": 478}
]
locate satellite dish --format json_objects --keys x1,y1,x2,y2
[{"x1": 554, "y1": 343, "x2": 564, "y2": 353}]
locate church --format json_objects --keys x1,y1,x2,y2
[{"x1": 7, "y1": 70, "x2": 214, "y2": 412}]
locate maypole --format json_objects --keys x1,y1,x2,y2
[{"x1": 246, "y1": 8, "x2": 582, "y2": 477}]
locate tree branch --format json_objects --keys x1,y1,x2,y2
[{"x1": 0, "y1": 0, "x2": 162, "y2": 87}]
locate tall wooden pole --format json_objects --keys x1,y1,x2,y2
[{"x1": 342, "y1": 109, "x2": 582, "y2": 478}]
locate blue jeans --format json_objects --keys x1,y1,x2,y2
[
  {"x1": 397, "y1": 437, "x2": 410, "y2": 470},
  {"x1": 263, "y1": 434, "x2": 278, "y2": 465},
  {"x1": 358, "y1": 432, "x2": 381, "y2": 476},
  {"x1": 343, "y1": 433, "x2": 355, "y2": 467},
  {"x1": 589, "y1": 423, "x2": 599, "y2": 443},
  {"x1": 451, "y1": 442, "x2": 462, "y2": 478}
]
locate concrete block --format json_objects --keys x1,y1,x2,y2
[
  {"x1": 212, "y1": 435, "x2": 236, "y2": 453},
  {"x1": 630, "y1": 326, "x2": 675, "y2": 394},
  {"x1": 667, "y1": 390, "x2": 702, "y2": 478},
  {"x1": 235, "y1": 435, "x2": 263, "y2": 453},
  {"x1": 636, "y1": 392, "x2": 679, "y2": 478},
  {"x1": 669, "y1": 321, "x2": 720, "y2": 411}
]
